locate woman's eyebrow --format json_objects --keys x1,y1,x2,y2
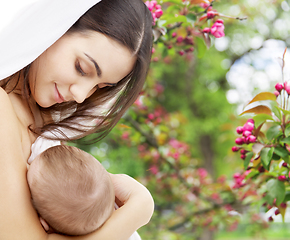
[{"x1": 84, "y1": 53, "x2": 102, "y2": 77}]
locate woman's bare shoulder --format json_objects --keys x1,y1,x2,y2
[{"x1": 0, "y1": 87, "x2": 18, "y2": 115}]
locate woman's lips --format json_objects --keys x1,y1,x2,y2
[{"x1": 54, "y1": 84, "x2": 65, "y2": 103}]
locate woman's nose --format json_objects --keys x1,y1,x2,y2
[{"x1": 70, "y1": 83, "x2": 95, "y2": 104}]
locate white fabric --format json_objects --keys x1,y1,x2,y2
[
  {"x1": 0, "y1": 0, "x2": 101, "y2": 80},
  {"x1": 27, "y1": 136, "x2": 61, "y2": 164}
]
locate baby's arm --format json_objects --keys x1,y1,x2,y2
[{"x1": 48, "y1": 174, "x2": 154, "y2": 240}]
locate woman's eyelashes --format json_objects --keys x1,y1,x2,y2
[{"x1": 75, "y1": 60, "x2": 87, "y2": 76}]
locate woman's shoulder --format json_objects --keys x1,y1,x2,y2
[
  {"x1": 0, "y1": 87, "x2": 22, "y2": 135},
  {"x1": 0, "y1": 87, "x2": 15, "y2": 111}
]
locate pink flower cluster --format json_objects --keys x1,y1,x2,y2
[
  {"x1": 147, "y1": 107, "x2": 164, "y2": 125},
  {"x1": 233, "y1": 172, "x2": 245, "y2": 189},
  {"x1": 167, "y1": 139, "x2": 189, "y2": 160},
  {"x1": 144, "y1": 1, "x2": 163, "y2": 25},
  {"x1": 202, "y1": 19, "x2": 225, "y2": 38},
  {"x1": 232, "y1": 119, "x2": 256, "y2": 159},
  {"x1": 200, "y1": 3, "x2": 212, "y2": 10},
  {"x1": 274, "y1": 82, "x2": 290, "y2": 97}
]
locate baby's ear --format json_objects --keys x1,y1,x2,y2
[{"x1": 39, "y1": 217, "x2": 50, "y2": 232}]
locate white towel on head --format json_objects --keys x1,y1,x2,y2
[{"x1": 0, "y1": 0, "x2": 101, "y2": 80}]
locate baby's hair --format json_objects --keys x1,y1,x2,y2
[{"x1": 29, "y1": 145, "x2": 114, "y2": 235}]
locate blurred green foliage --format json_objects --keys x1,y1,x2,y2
[{"x1": 73, "y1": 0, "x2": 290, "y2": 239}]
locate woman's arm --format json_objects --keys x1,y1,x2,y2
[{"x1": 0, "y1": 87, "x2": 154, "y2": 240}]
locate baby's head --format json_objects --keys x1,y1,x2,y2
[{"x1": 27, "y1": 145, "x2": 115, "y2": 235}]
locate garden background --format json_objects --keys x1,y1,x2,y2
[{"x1": 73, "y1": 0, "x2": 290, "y2": 239}]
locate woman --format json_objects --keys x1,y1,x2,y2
[{"x1": 0, "y1": 0, "x2": 154, "y2": 239}]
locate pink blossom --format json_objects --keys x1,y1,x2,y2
[
  {"x1": 176, "y1": 36, "x2": 184, "y2": 43},
  {"x1": 198, "y1": 168, "x2": 208, "y2": 178},
  {"x1": 278, "y1": 175, "x2": 287, "y2": 181},
  {"x1": 284, "y1": 82, "x2": 290, "y2": 94},
  {"x1": 232, "y1": 146, "x2": 240, "y2": 152},
  {"x1": 145, "y1": 1, "x2": 154, "y2": 11},
  {"x1": 121, "y1": 132, "x2": 129, "y2": 140},
  {"x1": 240, "y1": 149, "x2": 247, "y2": 154},
  {"x1": 151, "y1": 0, "x2": 157, "y2": 8},
  {"x1": 202, "y1": 27, "x2": 211, "y2": 33},
  {"x1": 155, "y1": 4, "x2": 161, "y2": 9},
  {"x1": 280, "y1": 202, "x2": 287, "y2": 208},
  {"x1": 282, "y1": 162, "x2": 288, "y2": 168},
  {"x1": 172, "y1": 152, "x2": 180, "y2": 160},
  {"x1": 233, "y1": 173, "x2": 242, "y2": 179},
  {"x1": 178, "y1": 50, "x2": 185, "y2": 56},
  {"x1": 207, "y1": 10, "x2": 217, "y2": 19},
  {"x1": 243, "y1": 122, "x2": 254, "y2": 132},
  {"x1": 247, "y1": 135, "x2": 256, "y2": 143},
  {"x1": 149, "y1": 165, "x2": 159, "y2": 175},
  {"x1": 200, "y1": 3, "x2": 210, "y2": 9},
  {"x1": 243, "y1": 130, "x2": 252, "y2": 137},
  {"x1": 155, "y1": 9, "x2": 163, "y2": 18},
  {"x1": 169, "y1": 139, "x2": 181, "y2": 148},
  {"x1": 275, "y1": 83, "x2": 284, "y2": 92},
  {"x1": 172, "y1": 32, "x2": 177, "y2": 38},
  {"x1": 138, "y1": 145, "x2": 146, "y2": 152},
  {"x1": 236, "y1": 126, "x2": 244, "y2": 134},
  {"x1": 235, "y1": 137, "x2": 244, "y2": 145},
  {"x1": 232, "y1": 172, "x2": 245, "y2": 188},
  {"x1": 210, "y1": 20, "x2": 225, "y2": 38},
  {"x1": 274, "y1": 91, "x2": 280, "y2": 97},
  {"x1": 154, "y1": 83, "x2": 164, "y2": 94},
  {"x1": 148, "y1": 113, "x2": 155, "y2": 120},
  {"x1": 247, "y1": 119, "x2": 255, "y2": 124}
]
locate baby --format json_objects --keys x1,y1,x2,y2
[{"x1": 27, "y1": 145, "x2": 115, "y2": 236}]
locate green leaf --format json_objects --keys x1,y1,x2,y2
[
  {"x1": 260, "y1": 147, "x2": 274, "y2": 170},
  {"x1": 266, "y1": 125, "x2": 282, "y2": 141},
  {"x1": 283, "y1": 192, "x2": 290, "y2": 202},
  {"x1": 252, "y1": 114, "x2": 273, "y2": 127},
  {"x1": 245, "y1": 169, "x2": 259, "y2": 179},
  {"x1": 165, "y1": 15, "x2": 188, "y2": 25},
  {"x1": 195, "y1": 37, "x2": 207, "y2": 58},
  {"x1": 271, "y1": 104, "x2": 282, "y2": 120},
  {"x1": 274, "y1": 147, "x2": 289, "y2": 158},
  {"x1": 285, "y1": 125, "x2": 290, "y2": 137},
  {"x1": 274, "y1": 147, "x2": 289, "y2": 163},
  {"x1": 272, "y1": 153, "x2": 281, "y2": 160},
  {"x1": 186, "y1": 13, "x2": 196, "y2": 22},
  {"x1": 162, "y1": 0, "x2": 184, "y2": 5},
  {"x1": 244, "y1": 152, "x2": 254, "y2": 170},
  {"x1": 266, "y1": 179, "x2": 286, "y2": 206},
  {"x1": 280, "y1": 137, "x2": 290, "y2": 145},
  {"x1": 281, "y1": 109, "x2": 290, "y2": 117},
  {"x1": 240, "y1": 105, "x2": 272, "y2": 116},
  {"x1": 247, "y1": 92, "x2": 277, "y2": 106}
]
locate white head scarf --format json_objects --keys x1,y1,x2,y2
[{"x1": 0, "y1": 0, "x2": 101, "y2": 80}]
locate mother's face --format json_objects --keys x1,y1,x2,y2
[{"x1": 29, "y1": 31, "x2": 136, "y2": 108}]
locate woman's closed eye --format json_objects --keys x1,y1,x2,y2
[
  {"x1": 75, "y1": 60, "x2": 87, "y2": 76},
  {"x1": 97, "y1": 83, "x2": 117, "y2": 88}
]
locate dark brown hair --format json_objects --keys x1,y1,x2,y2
[{"x1": 1, "y1": 0, "x2": 152, "y2": 142}]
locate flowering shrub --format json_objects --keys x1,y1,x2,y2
[
  {"x1": 232, "y1": 49, "x2": 290, "y2": 222},
  {"x1": 144, "y1": 0, "x2": 246, "y2": 59}
]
